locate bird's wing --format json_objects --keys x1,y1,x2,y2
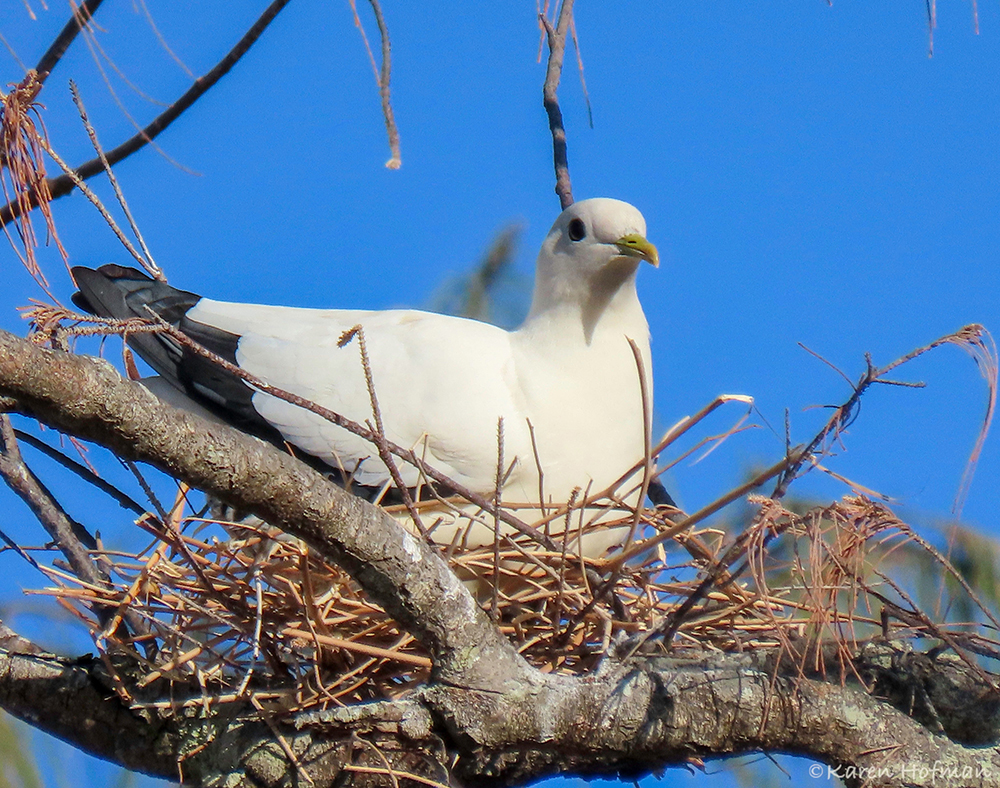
[{"x1": 187, "y1": 299, "x2": 529, "y2": 490}]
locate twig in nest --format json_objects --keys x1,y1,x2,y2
[
  {"x1": 623, "y1": 338, "x2": 654, "y2": 551},
  {"x1": 492, "y1": 417, "x2": 505, "y2": 621},
  {"x1": 251, "y1": 695, "x2": 315, "y2": 786},
  {"x1": 526, "y1": 418, "x2": 547, "y2": 518},
  {"x1": 341, "y1": 764, "x2": 449, "y2": 788},
  {"x1": 580, "y1": 338, "x2": 653, "y2": 613},
  {"x1": 235, "y1": 573, "x2": 264, "y2": 696},
  {"x1": 339, "y1": 325, "x2": 428, "y2": 540}
]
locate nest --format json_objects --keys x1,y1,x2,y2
[{"x1": 37, "y1": 484, "x2": 997, "y2": 715}]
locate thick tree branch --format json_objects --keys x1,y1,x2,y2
[
  {"x1": 2, "y1": 610, "x2": 996, "y2": 788},
  {"x1": 423, "y1": 647, "x2": 1000, "y2": 788},
  {"x1": 0, "y1": 328, "x2": 525, "y2": 686}
]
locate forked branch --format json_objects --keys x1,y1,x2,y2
[{"x1": 0, "y1": 0, "x2": 294, "y2": 228}]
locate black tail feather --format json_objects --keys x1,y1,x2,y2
[
  {"x1": 72, "y1": 264, "x2": 269, "y2": 440},
  {"x1": 72, "y1": 265, "x2": 199, "y2": 388}
]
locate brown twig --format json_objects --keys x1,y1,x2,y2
[
  {"x1": 540, "y1": 0, "x2": 576, "y2": 209},
  {"x1": 526, "y1": 418, "x2": 547, "y2": 518},
  {"x1": 338, "y1": 325, "x2": 427, "y2": 539},
  {"x1": 491, "y1": 417, "x2": 504, "y2": 621},
  {"x1": 368, "y1": 0, "x2": 401, "y2": 169},
  {"x1": 69, "y1": 82, "x2": 162, "y2": 280},
  {"x1": 0, "y1": 416, "x2": 100, "y2": 565},
  {"x1": 570, "y1": 338, "x2": 653, "y2": 619},
  {"x1": 250, "y1": 695, "x2": 315, "y2": 786},
  {"x1": 347, "y1": 0, "x2": 402, "y2": 169},
  {"x1": 611, "y1": 453, "x2": 796, "y2": 569},
  {"x1": 623, "y1": 338, "x2": 654, "y2": 550},
  {"x1": 0, "y1": 0, "x2": 294, "y2": 228},
  {"x1": 566, "y1": 453, "x2": 795, "y2": 653}
]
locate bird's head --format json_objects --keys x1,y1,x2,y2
[
  {"x1": 530, "y1": 198, "x2": 658, "y2": 319},
  {"x1": 546, "y1": 197, "x2": 658, "y2": 270}
]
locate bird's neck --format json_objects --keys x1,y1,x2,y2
[{"x1": 519, "y1": 265, "x2": 646, "y2": 349}]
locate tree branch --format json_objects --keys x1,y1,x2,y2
[
  {"x1": 424, "y1": 646, "x2": 1000, "y2": 788},
  {"x1": 3, "y1": 606, "x2": 996, "y2": 788},
  {"x1": 540, "y1": 0, "x2": 576, "y2": 209},
  {"x1": 0, "y1": 327, "x2": 524, "y2": 686},
  {"x1": 0, "y1": 0, "x2": 294, "y2": 228},
  {"x1": 34, "y1": 0, "x2": 105, "y2": 85},
  {"x1": 0, "y1": 621, "x2": 177, "y2": 779}
]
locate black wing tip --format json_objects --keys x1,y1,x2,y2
[{"x1": 71, "y1": 264, "x2": 157, "y2": 315}]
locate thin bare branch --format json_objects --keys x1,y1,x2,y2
[
  {"x1": 368, "y1": 0, "x2": 401, "y2": 169},
  {"x1": 540, "y1": 0, "x2": 576, "y2": 208},
  {"x1": 137, "y1": 0, "x2": 195, "y2": 78},
  {"x1": 33, "y1": 131, "x2": 148, "y2": 268},
  {"x1": 0, "y1": 0, "x2": 294, "y2": 228},
  {"x1": 12, "y1": 427, "x2": 146, "y2": 516},
  {"x1": 346, "y1": 0, "x2": 401, "y2": 168},
  {"x1": 568, "y1": 16, "x2": 592, "y2": 129},
  {"x1": 69, "y1": 81, "x2": 162, "y2": 279},
  {"x1": 491, "y1": 417, "x2": 504, "y2": 620},
  {"x1": 0, "y1": 414, "x2": 153, "y2": 641},
  {"x1": 338, "y1": 325, "x2": 427, "y2": 539}
]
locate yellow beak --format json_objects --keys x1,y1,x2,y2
[{"x1": 615, "y1": 234, "x2": 659, "y2": 268}]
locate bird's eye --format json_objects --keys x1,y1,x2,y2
[{"x1": 567, "y1": 218, "x2": 587, "y2": 242}]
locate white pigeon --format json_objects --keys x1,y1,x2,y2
[{"x1": 72, "y1": 198, "x2": 659, "y2": 555}]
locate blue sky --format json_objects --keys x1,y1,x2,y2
[{"x1": 1, "y1": 2, "x2": 999, "y2": 786}]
